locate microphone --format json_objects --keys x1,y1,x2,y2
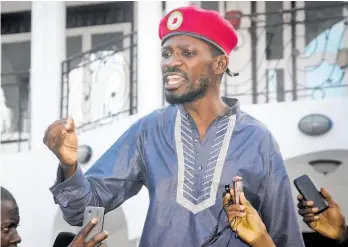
[{"x1": 53, "y1": 232, "x2": 76, "y2": 247}]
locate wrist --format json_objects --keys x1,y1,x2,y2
[
  {"x1": 251, "y1": 232, "x2": 275, "y2": 247},
  {"x1": 60, "y1": 162, "x2": 77, "y2": 179}
]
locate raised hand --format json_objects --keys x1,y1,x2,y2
[{"x1": 43, "y1": 118, "x2": 78, "y2": 166}]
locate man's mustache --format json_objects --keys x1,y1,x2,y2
[{"x1": 162, "y1": 67, "x2": 189, "y2": 80}]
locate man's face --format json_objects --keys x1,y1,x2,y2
[
  {"x1": 1, "y1": 200, "x2": 21, "y2": 247},
  {"x1": 161, "y1": 35, "x2": 216, "y2": 104}
]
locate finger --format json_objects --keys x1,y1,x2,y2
[
  {"x1": 303, "y1": 215, "x2": 320, "y2": 224},
  {"x1": 320, "y1": 187, "x2": 334, "y2": 204},
  {"x1": 226, "y1": 204, "x2": 246, "y2": 212},
  {"x1": 298, "y1": 207, "x2": 318, "y2": 216},
  {"x1": 85, "y1": 230, "x2": 108, "y2": 247},
  {"x1": 239, "y1": 192, "x2": 255, "y2": 214},
  {"x1": 227, "y1": 209, "x2": 246, "y2": 218},
  {"x1": 223, "y1": 192, "x2": 232, "y2": 207},
  {"x1": 65, "y1": 117, "x2": 76, "y2": 132},
  {"x1": 43, "y1": 129, "x2": 49, "y2": 146},
  {"x1": 229, "y1": 189, "x2": 236, "y2": 204},
  {"x1": 297, "y1": 200, "x2": 314, "y2": 209},
  {"x1": 43, "y1": 119, "x2": 67, "y2": 147},
  {"x1": 297, "y1": 194, "x2": 303, "y2": 201},
  {"x1": 47, "y1": 125, "x2": 67, "y2": 150},
  {"x1": 78, "y1": 217, "x2": 98, "y2": 240},
  {"x1": 231, "y1": 217, "x2": 241, "y2": 231}
]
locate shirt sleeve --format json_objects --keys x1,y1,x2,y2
[
  {"x1": 49, "y1": 120, "x2": 146, "y2": 226},
  {"x1": 259, "y1": 134, "x2": 305, "y2": 247}
]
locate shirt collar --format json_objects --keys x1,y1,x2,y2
[{"x1": 177, "y1": 97, "x2": 240, "y2": 119}]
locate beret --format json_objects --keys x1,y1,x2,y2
[{"x1": 158, "y1": 6, "x2": 238, "y2": 56}]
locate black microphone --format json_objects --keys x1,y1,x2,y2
[{"x1": 53, "y1": 232, "x2": 76, "y2": 247}]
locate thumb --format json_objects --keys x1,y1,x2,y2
[
  {"x1": 223, "y1": 192, "x2": 232, "y2": 207},
  {"x1": 64, "y1": 117, "x2": 76, "y2": 132},
  {"x1": 240, "y1": 192, "x2": 254, "y2": 213},
  {"x1": 320, "y1": 187, "x2": 334, "y2": 204}
]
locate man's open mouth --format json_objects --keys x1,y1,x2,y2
[{"x1": 164, "y1": 73, "x2": 187, "y2": 91}]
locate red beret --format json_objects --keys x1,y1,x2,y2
[{"x1": 158, "y1": 6, "x2": 238, "y2": 56}]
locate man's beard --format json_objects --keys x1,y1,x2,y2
[{"x1": 165, "y1": 76, "x2": 211, "y2": 104}]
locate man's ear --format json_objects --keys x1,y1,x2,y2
[{"x1": 213, "y1": 55, "x2": 229, "y2": 76}]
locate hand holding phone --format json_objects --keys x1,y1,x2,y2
[
  {"x1": 294, "y1": 175, "x2": 329, "y2": 215},
  {"x1": 82, "y1": 206, "x2": 105, "y2": 244}
]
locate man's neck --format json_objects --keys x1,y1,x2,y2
[{"x1": 183, "y1": 92, "x2": 229, "y2": 140}]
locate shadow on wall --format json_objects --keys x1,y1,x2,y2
[{"x1": 53, "y1": 207, "x2": 139, "y2": 247}]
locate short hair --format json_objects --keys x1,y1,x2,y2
[
  {"x1": 209, "y1": 44, "x2": 233, "y2": 77},
  {"x1": 1, "y1": 186, "x2": 16, "y2": 204}
]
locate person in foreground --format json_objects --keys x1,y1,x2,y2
[
  {"x1": 297, "y1": 187, "x2": 348, "y2": 245},
  {"x1": 44, "y1": 6, "x2": 304, "y2": 247},
  {"x1": 0, "y1": 186, "x2": 108, "y2": 247},
  {"x1": 224, "y1": 190, "x2": 275, "y2": 247}
]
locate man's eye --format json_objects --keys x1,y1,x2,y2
[
  {"x1": 2, "y1": 227, "x2": 10, "y2": 233},
  {"x1": 183, "y1": 51, "x2": 195, "y2": 57},
  {"x1": 162, "y1": 51, "x2": 171, "y2": 58}
]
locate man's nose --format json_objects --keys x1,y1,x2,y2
[
  {"x1": 164, "y1": 54, "x2": 182, "y2": 68},
  {"x1": 10, "y1": 231, "x2": 22, "y2": 245}
]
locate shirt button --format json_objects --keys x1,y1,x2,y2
[
  {"x1": 196, "y1": 153, "x2": 199, "y2": 157},
  {"x1": 194, "y1": 139, "x2": 199, "y2": 143},
  {"x1": 198, "y1": 166, "x2": 202, "y2": 170}
]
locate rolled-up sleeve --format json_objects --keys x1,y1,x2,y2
[
  {"x1": 260, "y1": 135, "x2": 305, "y2": 247},
  {"x1": 50, "y1": 120, "x2": 146, "y2": 226}
]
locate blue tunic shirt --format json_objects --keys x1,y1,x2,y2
[{"x1": 50, "y1": 98, "x2": 305, "y2": 247}]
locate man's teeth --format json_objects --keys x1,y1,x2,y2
[{"x1": 167, "y1": 75, "x2": 185, "y2": 85}]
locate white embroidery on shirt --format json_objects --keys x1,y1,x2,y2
[{"x1": 175, "y1": 110, "x2": 236, "y2": 214}]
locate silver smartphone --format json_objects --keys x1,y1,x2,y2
[{"x1": 82, "y1": 206, "x2": 105, "y2": 243}]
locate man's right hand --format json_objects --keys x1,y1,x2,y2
[
  {"x1": 43, "y1": 118, "x2": 78, "y2": 166},
  {"x1": 69, "y1": 218, "x2": 108, "y2": 247},
  {"x1": 224, "y1": 191, "x2": 275, "y2": 247},
  {"x1": 297, "y1": 187, "x2": 347, "y2": 242}
]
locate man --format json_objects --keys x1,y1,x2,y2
[
  {"x1": 44, "y1": 6, "x2": 304, "y2": 247},
  {"x1": 1, "y1": 187, "x2": 21, "y2": 247},
  {"x1": 0, "y1": 186, "x2": 108, "y2": 247},
  {"x1": 297, "y1": 187, "x2": 348, "y2": 245}
]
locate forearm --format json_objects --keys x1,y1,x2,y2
[{"x1": 251, "y1": 233, "x2": 275, "y2": 247}]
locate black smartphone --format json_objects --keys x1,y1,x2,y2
[{"x1": 294, "y1": 175, "x2": 329, "y2": 215}]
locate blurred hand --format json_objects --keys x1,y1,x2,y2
[
  {"x1": 69, "y1": 218, "x2": 108, "y2": 247},
  {"x1": 43, "y1": 118, "x2": 78, "y2": 166},
  {"x1": 297, "y1": 187, "x2": 347, "y2": 242},
  {"x1": 224, "y1": 190, "x2": 271, "y2": 246}
]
